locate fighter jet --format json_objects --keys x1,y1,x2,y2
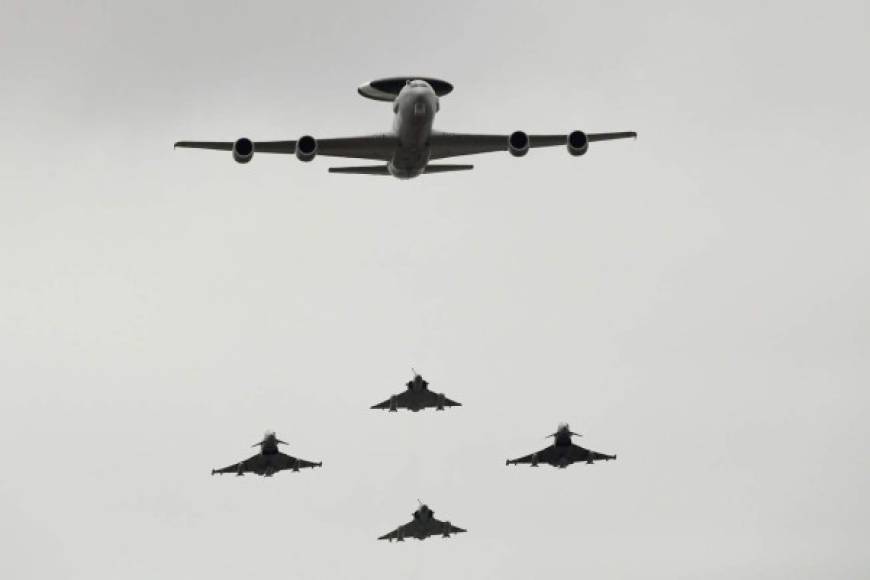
[
  {"x1": 211, "y1": 431, "x2": 322, "y2": 477},
  {"x1": 370, "y1": 371, "x2": 460, "y2": 412},
  {"x1": 175, "y1": 76, "x2": 636, "y2": 179},
  {"x1": 506, "y1": 423, "x2": 616, "y2": 468},
  {"x1": 378, "y1": 501, "x2": 467, "y2": 542}
]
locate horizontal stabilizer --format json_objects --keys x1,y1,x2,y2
[
  {"x1": 328, "y1": 165, "x2": 391, "y2": 175},
  {"x1": 423, "y1": 164, "x2": 473, "y2": 174}
]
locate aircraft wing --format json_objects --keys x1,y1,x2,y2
[
  {"x1": 569, "y1": 444, "x2": 616, "y2": 463},
  {"x1": 430, "y1": 517, "x2": 467, "y2": 537},
  {"x1": 370, "y1": 390, "x2": 410, "y2": 410},
  {"x1": 506, "y1": 445, "x2": 557, "y2": 466},
  {"x1": 427, "y1": 131, "x2": 636, "y2": 160},
  {"x1": 211, "y1": 453, "x2": 260, "y2": 475},
  {"x1": 174, "y1": 134, "x2": 398, "y2": 161},
  {"x1": 273, "y1": 451, "x2": 322, "y2": 471},
  {"x1": 212, "y1": 460, "x2": 245, "y2": 475},
  {"x1": 370, "y1": 398, "x2": 392, "y2": 410},
  {"x1": 378, "y1": 519, "x2": 419, "y2": 541},
  {"x1": 421, "y1": 390, "x2": 461, "y2": 408}
]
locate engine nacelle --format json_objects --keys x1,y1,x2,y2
[
  {"x1": 232, "y1": 138, "x2": 254, "y2": 164},
  {"x1": 567, "y1": 130, "x2": 588, "y2": 156},
  {"x1": 295, "y1": 135, "x2": 317, "y2": 162},
  {"x1": 293, "y1": 458, "x2": 301, "y2": 472},
  {"x1": 389, "y1": 395, "x2": 398, "y2": 412},
  {"x1": 531, "y1": 452, "x2": 539, "y2": 467},
  {"x1": 508, "y1": 130, "x2": 530, "y2": 157},
  {"x1": 436, "y1": 393, "x2": 446, "y2": 411},
  {"x1": 396, "y1": 529, "x2": 405, "y2": 542},
  {"x1": 442, "y1": 521, "x2": 452, "y2": 537}
]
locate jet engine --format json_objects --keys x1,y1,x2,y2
[
  {"x1": 396, "y1": 529, "x2": 405, "y2": 542},
  {"x1": 442, "y1": 521, "x2": 452, "y2": 537},
  {"x1": 293, "y1": 458, "x2": 301, "y2": 472},
  {"x1": 508, "y1": 131, "x2": 530, "y2": 157},
  {"x1": 531, "y1": 452, "x2": 539, "y2": 467},
  {"x1": 567, "y1": 130, "x2": 588, "y2": 156},
  {"x1": 436, "y1": 393, "x2": 446, "y2": 411},
  {"x1": 389, "y1": 395, "x2": 398, "y2": 412},
  {"x1": 295, "y1": 135, "x2": 317, "y2": 162},
  {"x1": 232, "y1": 138, "x2": 254, "y2": 164}
]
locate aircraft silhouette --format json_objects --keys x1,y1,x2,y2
[
  {"x1": 378, "y1": 501, "x2": 467, "y2": 542},
  {"x1": 370, "y1": 370, "x2": 461, "y2": 412},
  {"x1": 212, "y1": 431, "x2": 322, "y2": 477},
  {"x1": 175, "y1": 77, "x2": 636, "y2": 179},
  {"x1": 506, "y1": 423, "x2": 616, "y2": 468}
]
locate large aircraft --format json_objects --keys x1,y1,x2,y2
[
  {"x1": 370, "y1": 370, "x2": 461, "y2": 412},
  {"x1": 212, "y1": 431, "x2": 322, "y2": 477},
  {"x1": 378, "y1": 501, "x2": 467, "y2": 542},
  {"x1": 175, "y1": 77, "x2": 637, "y2": 179},
  {"x1": 506, "y1": 423, "x2": 616, "y2": 469}
]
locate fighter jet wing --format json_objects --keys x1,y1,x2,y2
[
  {"x1": 569, "y1": 443, "x2": 617, "y2": 464},
  {"x1": 428, "y1": 131, "x2": 636, "y2": 160},
  {"x1": 174, "y1": 134, "x2": 398, "y2": 161},
  {"x1": 272, "y1": 451, "x2": 322, "y2": 472},
  {"x1": 430, "y1": 517, "x2": 467, "y2": 537},
  {"x1": 378, "y1": 519, "x2": 420, "y2": 541},
  {"x1": 506, "y1": 445, "x2": 558, "y2": 466},
  {"x1": 211, "y1": 453, "x2": 262, "y2": 475},
  {"x1": 421, "y1": 390, "x2": 461, "y2": 408},
  {"x1": 370, "y1": 390, "x2": 410, "y2": 410}
]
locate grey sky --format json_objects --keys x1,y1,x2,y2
[{"x1": 1, "y1": 1, "x2": 868, "y2": 578}]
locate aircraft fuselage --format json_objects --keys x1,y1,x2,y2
[
  {"x1": 389, "y1": 82, "x2": 439, "y2": 179},
  {"x1": 554, "y1": 431, "x2": 573, "y2": 447},
  {"x1": 260, "y1": 438, "x2": 280, "y2": 455}
]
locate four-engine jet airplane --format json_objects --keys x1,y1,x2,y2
[
  {"x1": 212, "y1": 431, "x2": 322, "y2": 477},
  {"x1": 175, "y1": 76, "x2": 637, "y2": 179},
  {"x1": 378, "y1": 501, "x2": 467, "y2": 542},
  {"x1": 506, "y1": 423, "x2": 616, "y2": 468},
  {"x1": 371, "y1": 370, "x2": 461, "y2": 412}
]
